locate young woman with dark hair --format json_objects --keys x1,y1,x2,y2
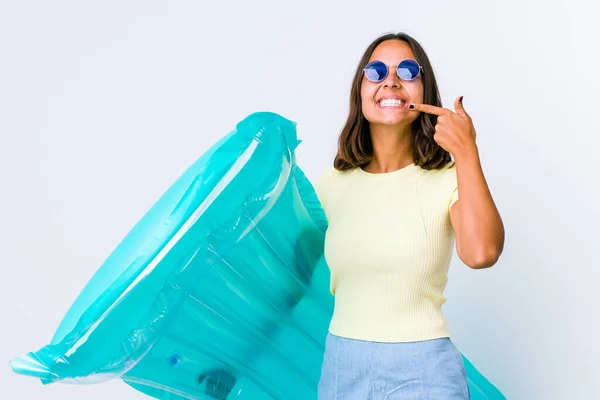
[{"x1": 315, "y1": 32, "x2": 505, "y2": 399}]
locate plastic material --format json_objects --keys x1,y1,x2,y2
[{"x1": 10, "y1": 111, "x2": 505, "y2": 399}]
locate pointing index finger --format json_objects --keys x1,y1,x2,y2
[{"x1": 409, "y1": 103, "x2": 451, "y2": 116}]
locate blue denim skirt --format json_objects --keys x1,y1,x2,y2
[{"x1": 318, "y1": 333, "x2": 471, "y2": 399}]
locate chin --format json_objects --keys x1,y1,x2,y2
[
  {"x1": 364, "y1": 109, "x2": 414, "y2": 126},
  {"x1": 368, "y1": 115, "x2": 414, "y2": 127}
]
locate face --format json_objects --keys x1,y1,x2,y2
[{"x1": 360, "y1": 40, "x2": 424, "y2": 127}]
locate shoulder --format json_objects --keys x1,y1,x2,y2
[
  {"x1": 440, "y1": 161, "x2": 457, "y2": 186},
  {"x1": 313, "y1": 167, "x2": 355, "y2": 208},
  {"x1": 435, "y1": 161, "x2": 459, "y2": 210},
  {"x1": 417, "y1": 161, "x2": 458, "y2": 209},
  {"x1": 422, "y1": 160, "x2": 456, "y2": 176},
  {"x1": 419, "y1": 161, "x2": 457, "y2": 186},
  {"x1": 315, "y1": 166, "x2": 350, "y2": 184}
]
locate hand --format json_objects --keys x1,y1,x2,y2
[{"x1": 409, "y1": 96, "x2": 477, "y2": 159}]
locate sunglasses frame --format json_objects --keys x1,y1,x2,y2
[{"x1": 363, "y1": 59, "x2": 424, "y2": 82}]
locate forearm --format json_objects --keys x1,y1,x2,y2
[{"x1": 453, "y1": 146, "x2": 505, "y2": 268}]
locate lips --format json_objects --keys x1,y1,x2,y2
[{"x1": 376, "y1": 95, "x2": 408, "y2": 108}]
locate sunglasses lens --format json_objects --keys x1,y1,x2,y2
[
  {"x1": 397, "y1": 60, "x2": 420, "y2": 80},
  {"x1": 364, "y1": 61, "x2": 388, "y2": 82}
]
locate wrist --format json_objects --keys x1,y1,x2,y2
[{"x1": 453, "y1": 143, "x2": 480, "y2": 166}]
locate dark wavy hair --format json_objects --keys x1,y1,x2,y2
[{"x1": 333, "y1": 32, "x2": 452, "y2": 171}]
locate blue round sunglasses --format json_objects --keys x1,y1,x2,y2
[{"x1": 363, "y1": 59, "x2": 423, "y2": 82}]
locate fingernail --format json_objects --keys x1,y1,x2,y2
[
  {"x1": 409, "y1": 104, "x2": 414, "y2": 109},
  {"x1": 459, "y1": 96, "x2": 464, "y2": 103}
]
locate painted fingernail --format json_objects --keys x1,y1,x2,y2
[
  {"x1": 409, "y1": 104, "x2": 415, "y2": 109},
  {"x1": 459, "y1": 96, "x2": 464, "y2": 102}
]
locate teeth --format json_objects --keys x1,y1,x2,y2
[{"x1": 379, "y1": 99, "x2": 405, "y2": 107}]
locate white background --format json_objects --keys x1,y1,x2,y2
[{"x1": 1, "y1": 1, "x2": 598, "y2": 399}]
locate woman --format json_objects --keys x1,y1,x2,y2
[{"x1": 315, "y1": 32, "x2": 505, "y2": 399}]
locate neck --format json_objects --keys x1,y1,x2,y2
[{"x1": 364, "y1": 123, "x2": 414, "y2": 173}]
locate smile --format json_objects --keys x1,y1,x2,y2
[{"x1": 377, "y1": 98, "x2": 408, "y2": 108}]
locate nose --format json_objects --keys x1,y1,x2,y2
[{"x1": 382, "y1": 65, "x2": 401, "y2": 88}]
